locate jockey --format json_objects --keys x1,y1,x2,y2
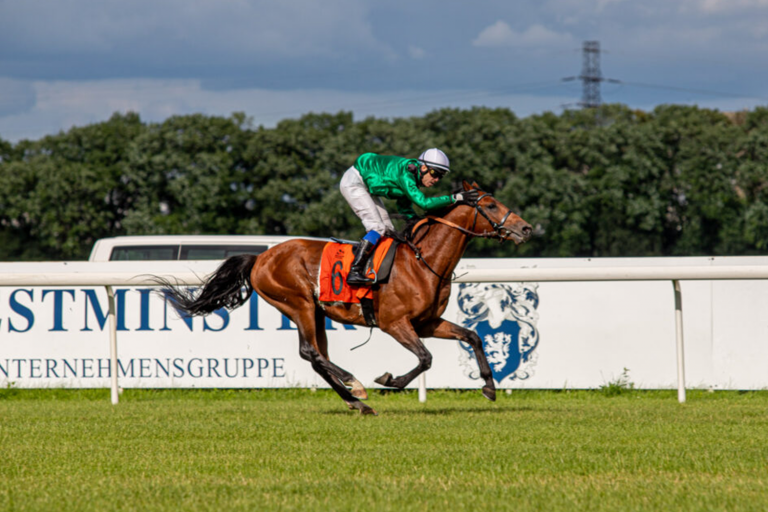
[{"x1": 339, "y1": 148, "x2": 479, "y2": 286}]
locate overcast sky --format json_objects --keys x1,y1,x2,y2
[{"x1": 1, "y1": 0, "x2": 767, "y2": 141}]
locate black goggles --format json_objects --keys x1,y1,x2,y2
[{"x1": 427, "y1": 167, "x2": 447, "y2": 178}]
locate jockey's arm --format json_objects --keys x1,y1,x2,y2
[{"x1": 399, "y1": 172, "x2": 455, "y2": 212}]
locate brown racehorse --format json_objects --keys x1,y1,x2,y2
[{"x1": 161, "y1": 181, "x2": 532, "y2": 415}]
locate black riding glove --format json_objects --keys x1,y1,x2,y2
[{"x1": 452, "y1": 189, "x2": 480, "y2": 204}]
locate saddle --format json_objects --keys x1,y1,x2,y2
[{"x1": 318, "y1": 238, "x2": 399, "y2": 306}]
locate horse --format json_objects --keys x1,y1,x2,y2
[{"x1": 161, "y1": 181, "x2": 532, "y2": 415}]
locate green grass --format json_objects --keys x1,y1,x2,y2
[{"x1": 1, "y1": 388, "x2": 768, "y2": 512}]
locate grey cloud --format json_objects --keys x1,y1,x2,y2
[
  {"x1": 0, "y1": 0, "x2": 395, "y2": 76},
  {"x1": 1, "y1": 0, "x2": 767, "y2": 141},
  {"x1": 0, "y1": 77, "x2": 577, "y2": 142}
]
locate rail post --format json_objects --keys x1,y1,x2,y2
[
  {"x1": 673, "y1": 280, "x2": 686, "y2": 403},
  {"x1": 106, "y1": 285, "x2": 119, "y2": 405}
]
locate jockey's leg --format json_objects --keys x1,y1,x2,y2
[
  {"x1": 371, "y1": 195, "x2": 396, "y2": 232},
  {"x1": 346, "y1": 230, "x2": 379, "y2": 286},
  {"x1": 339, "y1": 166, "x2": 390, "y2": 286}
]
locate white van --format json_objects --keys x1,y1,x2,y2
[{"x1": 88, "y1": 235, "x2": 325, "y2": 262}]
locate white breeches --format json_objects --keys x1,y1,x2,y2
[{"x1": 339, "y1": 166, "x2": 395, "y2": 235}]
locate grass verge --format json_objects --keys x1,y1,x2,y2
[{"x1": 1, "y1": 388, "x2": 767, "y2": 511}]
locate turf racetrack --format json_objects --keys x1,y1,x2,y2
[{"x1": 1, "y1": 388, "x2": 767, "y2": 511}]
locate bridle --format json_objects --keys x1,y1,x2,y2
[
  {"x1": 468, "y1": 192, "x2": 518, "y2": 240},
  {"x1": 410, "y1": 192, "x2": 517, "y2": 242},
  {"x1": 404, "y1": 191, "x2": 519, "y2": 280}
]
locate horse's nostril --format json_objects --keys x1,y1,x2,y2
[{"x1": 522, "y1": 225, "x2": 532, "y2": 236}]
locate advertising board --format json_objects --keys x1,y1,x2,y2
[{"x1": 1, "y1": 256, "x2": 767, "y2": 390}]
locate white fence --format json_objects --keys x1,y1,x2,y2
[{"x1": 1, "y1": 257, "x2": 768, "y2": 404}]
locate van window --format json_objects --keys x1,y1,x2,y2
[
  {"x1": 179, "y1": 245, "x2": 268, "y2": 260},
  {"x1": 110, "y1": 245, "x2": 180, "y2": 261}
]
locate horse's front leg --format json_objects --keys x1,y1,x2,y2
[
  {"x1": 417, "y1": 318, "x2": 496, "y2": 402},
  {"x1": 374, "y1": 319, "x2": 432, "y2": 390}
]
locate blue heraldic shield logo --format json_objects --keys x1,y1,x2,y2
[{"x1": 456, "y1": 282, "x2": 540, "y2": 384}]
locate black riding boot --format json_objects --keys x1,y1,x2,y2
[{"x1": 346, "y1": 239, "x2": 376, "y2": 286}]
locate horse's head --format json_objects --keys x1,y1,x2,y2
[{"x1": 460, "y1": 181, "x2": 532, "y2": 245}]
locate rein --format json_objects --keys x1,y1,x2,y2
[
  {"x1": 404, "y1": 192, "x2": 514, "y2": 280},
  {"x1": 410, "y1": 193, "x2": 515, "y2": 240}
]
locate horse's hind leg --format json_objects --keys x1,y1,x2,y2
[
  {"x1": 293, "y1": 306, "x2": 376, "y2": 415},
  {"x1": 299, "y1": 336, "x2": 375, "y2": 415},
  {"x1": 314, "y1": 307, "x2": 368, "y2": 401},
  {"x1": 374, "y1": 319, "x2": 432, "y2": 390}
]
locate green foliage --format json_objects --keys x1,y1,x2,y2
[
  {"x1": 1, "y1": 104, "x2": 766, "y2": 260},
  {"x1": 121, "y1": 113, "x2": 251, "y2": 236},
  {"x1": 0, "y1": 113, "x2": 143, "y2": 259}
]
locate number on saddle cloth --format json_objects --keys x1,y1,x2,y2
[{"x1": 318, "y1": 238, "x2": 398, "y2": 304}]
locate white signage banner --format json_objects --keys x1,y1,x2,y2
[{"x1": 1, "y1": 256, "x2": 766, "y2": 390}]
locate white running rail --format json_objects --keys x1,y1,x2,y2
[{"x1": 3, "y1": 261, "x2": 768, "y2": 404}]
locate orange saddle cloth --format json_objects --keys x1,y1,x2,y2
[{"x1": 318, "y1": 238, "x2": 395, "y2": 303}]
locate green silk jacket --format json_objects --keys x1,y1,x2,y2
[{"x1": 354, "y1": 153, "x2": 454, "y2": 219}]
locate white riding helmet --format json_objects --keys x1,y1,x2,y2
[{"x1": 418, "y1": 148, "x2": 450, "y2": 173}]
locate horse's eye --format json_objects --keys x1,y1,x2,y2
[{"x1": 487, "y1": 204, "x2": 497, "y2": 210}]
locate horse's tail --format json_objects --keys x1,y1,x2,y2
[{"x1": 159, "y1": 254, "x2": 257, "y2": 316}]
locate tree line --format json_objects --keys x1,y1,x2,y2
[{"x1": 0, "y1": 104, "x2": 766, "y2": 260}]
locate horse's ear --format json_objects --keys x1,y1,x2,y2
[
  {"x1": 471, "y1": 181, "x2": 480, "y2": 189},
  {"x1": 462, "y1": 180, "x2": 472, "y2": 191}
]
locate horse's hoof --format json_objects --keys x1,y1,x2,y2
[
  {"x1": 374, "y1": 372, "x2": 394, "y2": 387},
  {"x1": 482, "y1": 386, "x2": 497, "y2": 402},
  {"x1": 347, "y1": 401, "x2": 377, "y2": 416},
  {"x1": 345, "y1": 379, "x2": 368, "y2": 400}
]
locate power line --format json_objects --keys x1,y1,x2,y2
[
  {"x1": 617, "y1": 81, "x2": 768, "y2": 103},
  {"x1": 251, "y1": 80, "x2": 569, "y2": 119},
  {"x1": 560, "y1": 41, "x2": 766, "y2": 108}
]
